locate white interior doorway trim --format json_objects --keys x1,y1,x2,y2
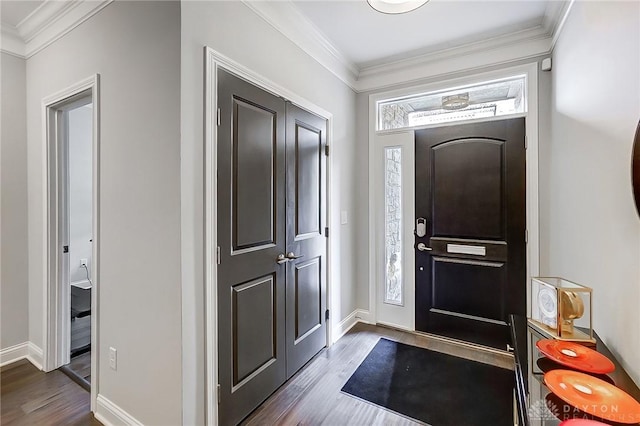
[
  {"x1": 42, "y1": 74, "x2": 100, "y2": 411},
  {"x1": 204, "y1": 47, "x2": 335, "y2": 426},
  {"x1": 367, "y1": 62, "x2": 540, "y2": 331}
]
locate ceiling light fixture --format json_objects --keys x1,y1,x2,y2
[
  {"x1": 442, "y1": 93, "x2": 470, "y2": 110},
  {"x1": 367, "y1": 0, "x2": 429, "y2": 14}
]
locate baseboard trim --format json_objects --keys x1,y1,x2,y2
[
  {"x1": 333, "y1": 309, "x2": 373, "y2": 343},
  {"x1": 354, "y1": 309, "x2": 374, "y2": 324},
  {"x1": 27, "y1": 343, "x2": 43, "y2": 370},
  {"x1": 376, "y1": 320, "x2": 414, "y2": 333},
  {"x1": 95, "y1": 394, "x2": 143, "y2": 426},
  {"x1": 0, "y1": 342, "x2": 29, "y2": 367},
  {"x1": 333, "y1": 310, "x2": 358, "y2": 343},
  {"x1": 0, "y1": 342, "x2": 43, "y2": 370}
]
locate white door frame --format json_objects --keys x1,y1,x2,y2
[
  {"x1": 42, "y1": 74, "x2": 100, "y2": 411},
  {"x1": 204, "y1": 47, "x2": 335, "y2": 426},
  {"x1": 367, "y1": 62, "x2": 540, "y2": 329}
]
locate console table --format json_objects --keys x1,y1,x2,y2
[{"x1": 510, "y1": 314, "x2": 640, "y2": 426}]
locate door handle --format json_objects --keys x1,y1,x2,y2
[
  {"x1": 417, "y1": 243, "x2": 433, "y2": 252},
  {"x1": 276, "y1": 254, "x2": 289, "y2": 264},
  {"x1": 286, "y1": 252, "x2": 304, "y2": 260}
]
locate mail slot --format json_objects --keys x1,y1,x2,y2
[{"x1": 447, "y1": 244, "x2": 486, "y2": 256}]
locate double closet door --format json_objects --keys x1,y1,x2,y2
[{"x1": 217, "y1": 69, "x2": 328, "y2": 426}]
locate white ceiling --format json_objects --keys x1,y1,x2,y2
[
  {"x1": 1, "y1": 1, "x2": 43, "y2": 27},
  {"x1": 1, "y1": 0, "x2": 569, "y2": 91},
  {"x1": 291, "y1": 0, "x2": 553, "y2": 68}
]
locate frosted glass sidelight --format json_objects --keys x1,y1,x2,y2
[{"x1": 384, "y1": 147, "x2": 402, "y2": 304}]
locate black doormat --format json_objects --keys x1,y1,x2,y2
[{"x1": 341, "y1": 338, "x2": 513, "y2": 426}]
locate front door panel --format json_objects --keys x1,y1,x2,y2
[
  {"x1": 218, "y1": 69, "x2": 286, "y2": 426},
  {"x1": 415, "y1": 118, "x2": 526, "y2": 349},
  {"x1": 431, "y1": 139, "x2": 504, "y2": 239}
]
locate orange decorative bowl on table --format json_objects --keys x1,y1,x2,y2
[
  {"x1": 559, "y1": 420, "x2": 611, "y2": 425},
  {"x1": 544, "y1": 370, "x2": 640, "y2": 424},
  {"x1": 537, "y1": 339, "x2": 615, "y2": 374}
]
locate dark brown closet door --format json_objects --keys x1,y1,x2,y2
[
  {"x1": 284, "y1": 103, "x2": 327, "y2": 379},
  {"x1": 217, "y1": 69, "x2": 287, "y2": 426}
]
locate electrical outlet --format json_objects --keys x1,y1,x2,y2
[
  {"x1": 109, "y1": 347, "x2": 117, "y2": 370},
  {"x1": 80, "y1": 258, "x2": 88, "y2": 267}
]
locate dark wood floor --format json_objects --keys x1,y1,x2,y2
[
  {"x1": 243, "y1": 322, "x2": 513, "y2": 425},
  {"x1": 0, "y1": 359, "x2": 100, "y2": 426},
  {"x1": 1, "y1": 323, "x2": 512, "y2": 426},
  {"x1": 67, "y1": 352, "x2": 92, "y2": 384}
]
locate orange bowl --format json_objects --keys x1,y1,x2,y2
[
  {"x1": 559, "y1": 420, "x2": 611, "y2": 426},
  {"x1": 545, "y1": 370, "x2": 640, "y2": 424},
  {"x1": 537, "y1": 339, "x2": 615, "y2": 374}
]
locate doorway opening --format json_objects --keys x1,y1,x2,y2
[
  {"x1": 58, "y1": 99, "x2": 93, "y2": 388},
  {"x1": 43, "y1": 75, "x2": 99, "y2": 409},
  {"x1": 368, "y1": 63, "x2": 539, "y2": 351}
]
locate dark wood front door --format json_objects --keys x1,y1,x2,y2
[
  {"x1": 217, "y1": 69, "x2": 327, "y2": 425},
  {"x1": 415, "y1": 118, "x2": 526, "y2": 350}
]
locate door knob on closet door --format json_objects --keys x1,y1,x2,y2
[
  {"x1": 276, "y1": 254, "x2": 289, "y2": 264},
  {"x1": 286, "y1": 252, "x2": 304, "y2": 260}
]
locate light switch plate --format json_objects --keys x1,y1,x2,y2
[{"x1": 109, "y1": 347, "x2": 117, "y2": 370}]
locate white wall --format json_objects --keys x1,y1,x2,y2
[
  {"x1": 68, "y1": 105, "x2": 93, "y2": 286},
  {"x1": 26, "y1": 2, "x2": 182, "y2": 423},
  {"x1": 545, "y1": 0, "x2": 640, "y2": 384},
  {"x1": 1, "y1": 52, "x2": 29, "y2": 349},
  {"x1": 180, "y1": 1, "x2": 358, "y2": 423}
]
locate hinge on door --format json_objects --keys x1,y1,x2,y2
[
  {"x1": 217, "y1": 108, "x2": 221, "y2": 126},
  {"x1": 525, "y1": 136, "x2": 528, "y2": 150},
  {"x1": 325, "y1": 309, "x2": 329, "y2": 321},
  {"x1": 217, "y1": 384, "x2": 221, "y2": 404},
  {"x1": 525, "y1": 230, "x2": 528, "y2": 243},
  {"x1": 216, "y1": 246, "x2": 221, "y2": 264},
  {"x1": 324, "y1": 227, "x2": 329, "y2": 238},
  {"x1": 63, "y1": 245, "x2": 69, "y2": 253},
  {"x1": 324, "y1": 145, "x2": 329, "y2": 156}
]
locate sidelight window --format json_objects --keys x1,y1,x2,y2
[
  {"x1": 384, "y1": 146, "x2": 403, "y2": 304},
  {"x1": 377, "y1": 75, "x2": 526, "y2": 131}
]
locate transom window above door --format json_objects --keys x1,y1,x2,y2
[{"x1": 377, "y1": 75, "x2": 526, "y2": 131}]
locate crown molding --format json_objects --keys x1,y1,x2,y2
[
  {"x1": 355, "y1": 1, "x2": 573, "y2": 92},
  {"x1": 550, "y1": 0, "x2": 575, "y2": 50},
  {"x1": 241, "y1": 0, "x2": 359, "y2": 89},
  {"x1": 357, "y1": 26, "x2": 551, "y2": 79},
  {"x1": 246, "y1": 0, "x2": 573, "y2": 93},
  {"x1": 543, "y1": 0, "x2": 572, "y2": 37},
  {"x1": 0, "y1": 24, "x2": 25, "y2": 58},
  {"x1": 0, "y1": 0, "x2": 113, "y2": 59},
  {"x1": 356, "y1": 36, "x2": 552, "y2": 92}
]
